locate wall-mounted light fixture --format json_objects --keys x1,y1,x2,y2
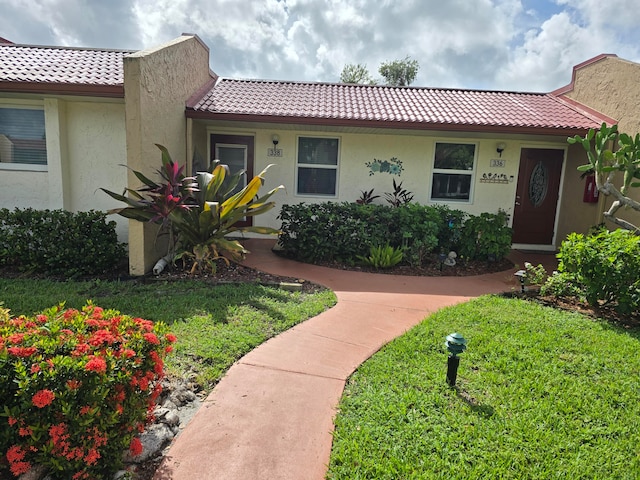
[
  {"x1": 496, "y1": 142, "x2": 507, "y2": 157},
  {"x1": 268, "y1": 134, "x2": 282, "y2": 157}
]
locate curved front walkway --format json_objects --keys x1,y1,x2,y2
[{"x1": 154, "y1": 240, "x2": 556, "y2": 480}]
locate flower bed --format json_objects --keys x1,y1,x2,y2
[{"x1": 0, "y1": 303, "x2": 176, "y2": 479}]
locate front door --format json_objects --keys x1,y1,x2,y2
[
  {"x1": 511, "y1": 148, "x2": 564, "y2": 245},
  {"x1": 210, "y1": 134, "x2": 254, "y2": 227}
]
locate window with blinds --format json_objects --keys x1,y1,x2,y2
[{"x1": 0, "y1": 107, "x2": 47, "y2": 165}]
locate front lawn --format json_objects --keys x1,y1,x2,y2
[
  {"x1": 328, "y1": 295, "x2": 640, "y2": 479},
  {"x1": 0, "y1": 278, "x2": 336, "y2": 390}
]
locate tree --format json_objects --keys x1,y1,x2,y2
[
  {"x1": 569, "y1": 123, "x2": 640, "y2": 233},
  {"x1": 339, "y1": 57, "x2": 420, "y2": 86},
  {"x1": 378, "y1": 56, "x2": 419, "y2": 86},
  {"x1": 340, "y1": 63, "x2": 375, "y2": 85}
]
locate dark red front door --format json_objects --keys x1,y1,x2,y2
[
  {"x1": 210, "y1": 134, "x2": 254, "y2": 227},
  {"x1": 511, "y1": 148, "x2": 564, "y2": 244}
]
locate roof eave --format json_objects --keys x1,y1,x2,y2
[
  {"x1": 0, "y1": 81, "x2": 124, "y2": 98},
  {"x1": 185, "y1": 110, "x2": 596, "y2": 137}
]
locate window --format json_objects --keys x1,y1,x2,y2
[
  {"x1": 0, "y1": 107, "x2": 47, "y2": 165},
  {"x1": 430, "y1": 142, "x2": 476, "y2": 201},
  {"x1": 297, "y1": 137, "x2": 339, "y2": 196}
]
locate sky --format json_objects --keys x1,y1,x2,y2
[{"x1": 1, "y1": 0, "x2": 639, "y2": 92}]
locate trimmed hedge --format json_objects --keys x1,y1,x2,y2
[
  {"x1": 0, "y1": 209, "x2": 125, "y2": 277},
  {"x1": 277, "y1": 202, "x2": 512, "y2": 265}
]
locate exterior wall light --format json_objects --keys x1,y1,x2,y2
[
  {"x1": 445, "y1": 332, "x2": 467, "y2": 387},
  {"x1": 496, "y1": 142, "x2": 507, "y2": 157},
  {"x1": 268, "y1": 134, "x2": 282, "y2": 157}
]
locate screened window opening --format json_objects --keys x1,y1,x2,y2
[
  {"x1": 0, "y1": 108, "x2": 47, "y2": 165},
  {"x1": 431, "y1": 142, "x2": 476, "y2": 201},
  {"x1": 297, "y1": 137, "x2": 339, "y2": 195}
]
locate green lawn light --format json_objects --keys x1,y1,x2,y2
[{"x1": 445, "y1": 332, "x2": 467, "y2": 387}]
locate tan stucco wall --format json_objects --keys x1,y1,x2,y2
[
  {"x1": 200, "y1": 123, "x2": 590, "y2": 247},
  {"x1": 124, "y1": 35, "x2": 214, "y2": 274},
  {"x1": 562, "y1": 55, "x2": 640, "y2": 232},
  {"x1": 65, "y1": 101, "x2": 128, "y2": 240},
  {"x1": 555, "y1": 143, "x2": 602, "y2": 242},
  {"x1": 564, "y1": 56, "x2": 640, "y2": 134},
  {"x1": 0, "y1": 97, "x2": 128, "y2": 242}
]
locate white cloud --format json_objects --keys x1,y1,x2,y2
[{"x1": 1, "y1": 0, "x2": 638, "y2": 92}]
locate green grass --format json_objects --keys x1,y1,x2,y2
[
  {"x1": 0, "y1": 278, "x2": 336, "y2": 390},
  {"x1": 328, "y1": 295, "x2": 640, "y2": 479}
]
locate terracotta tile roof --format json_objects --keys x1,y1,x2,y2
[
  {"x1": 188, "y1": 79, "x2": 611, "y2": 133},
  {"x1": 0, "y1": 43, "x2": 130, "y2": 96}
]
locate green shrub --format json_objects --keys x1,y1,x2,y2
[
  {"x1": 0, "y1": 208, "x2": 125, "y2": 277},
  {"x1": 431, "y1": 205, "x2": 466, "y2": 252},
  {"x1": 357, "y1": 244, "x2": 404, "y2": 269},
  {"x1": 395, "y1": 204, "x2": 439, "y2": 267},
  {"x1": 277, "y1": 203, "x2": 381, "y2": 264},
  {"x1": 546, "y1": 229, "x2": 640, "y2": 313},
  {"x1": 277, "y1": 202, "x2": 439, "y2": 265},
  {"x1": 0, "y1": 303, "x2": 176, "y2": 479},
  {"x1": 278, "y1": 203, "x2": 510, "y2": 265},
  {"x1": 458, "y1": 210, "x2": 512, "y2": 261}
]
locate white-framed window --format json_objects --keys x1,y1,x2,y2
[
  {"x1": 430, "y1": 142, "x2": 476, "y2": 202},
  {"x1": 0, "y1": 106, "x2": 47, "y2": 166},
  {"x1": 296, "y1": 136, "x2": 339, "y2": 196}
]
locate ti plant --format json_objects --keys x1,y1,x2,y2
[
  {"x1": 356, "y1": 188, "x2": 380, "y2": 205},
  {"x1": 384, "y1": 179, "x2": 414, "y2": 207},
  {"x1": 102, "y1": 144, "x2": 284, "y2": 274}
]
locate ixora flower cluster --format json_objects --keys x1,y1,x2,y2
[{"x1": 0, "y1": 303, "x2": 176, "y2": 479}]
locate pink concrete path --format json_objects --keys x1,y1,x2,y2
[{"x1": 154, "y1": 240, "x2": 557, "y2": 480}]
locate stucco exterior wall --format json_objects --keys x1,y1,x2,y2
[
  {"x1": 202, "y1": 124, "x2": 584, "y2": 247},
  {"x1": 124, "y1": 35, "x2": 214, "y2": 274},
  {"x1": 65, "y1": 101, "x2": 128, "y2": 240},
  {"x1": 0, "y1": 97, "x2": 128, "y2": 242},
  {"x1": 0, "y1": 169, "x2": 49, "y2": 209},
  {"x1": 564, "y1": 56, "x2": 640, "y2": 134},
  {"x1": 561, "y1": 55, "x2": 640, "y2": 232},
  {"x1": 555, "y1": 143, "x2": 602, "y2": 242}
]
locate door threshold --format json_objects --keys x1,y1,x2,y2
[{"x1": 511, "y1": 243, "x2": 557, "y2": 253}]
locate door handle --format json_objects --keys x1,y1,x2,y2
[{"x1": 515, "y1": 202, "x2": 521, "y2": 206}]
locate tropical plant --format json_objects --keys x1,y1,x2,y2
[
  {"x1": 355, "y1": 188, "x2": 380, "y2": 205},
  {"x1": 568, "y1": 123, "x2": 640, "y2": 232},
  {"x1": 357, "y1": 244, "x2": 404, "y2": 269},
  {"x1": 102, "y1": 144, "x2": 284, "y2": 274},
  {"x1": 384, "y1": 179, "x2": 414, "y2": 207}
]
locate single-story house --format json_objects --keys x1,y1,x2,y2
[{"x1": 1, "y1": 35, "x2": 638, "y2": 274}]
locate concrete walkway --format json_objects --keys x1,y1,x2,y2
[{"x1": 154, "y1": 240, "x2": 557, "y2": 480}]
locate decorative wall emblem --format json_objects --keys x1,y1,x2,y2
[
  {"x1": 365, "y1": 157, "x2": 404, "y2": 176},
  {"x1": 529, "y1": 161, "x2": 548, "y2": 207}
]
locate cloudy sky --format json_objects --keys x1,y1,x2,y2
[{"x1": 1, "y1": 0, "x2": 639, "y2": 92}]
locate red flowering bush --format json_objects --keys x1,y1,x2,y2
[{"x1": 0, "y1": 302, "x2": 177, "y2": 479}]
